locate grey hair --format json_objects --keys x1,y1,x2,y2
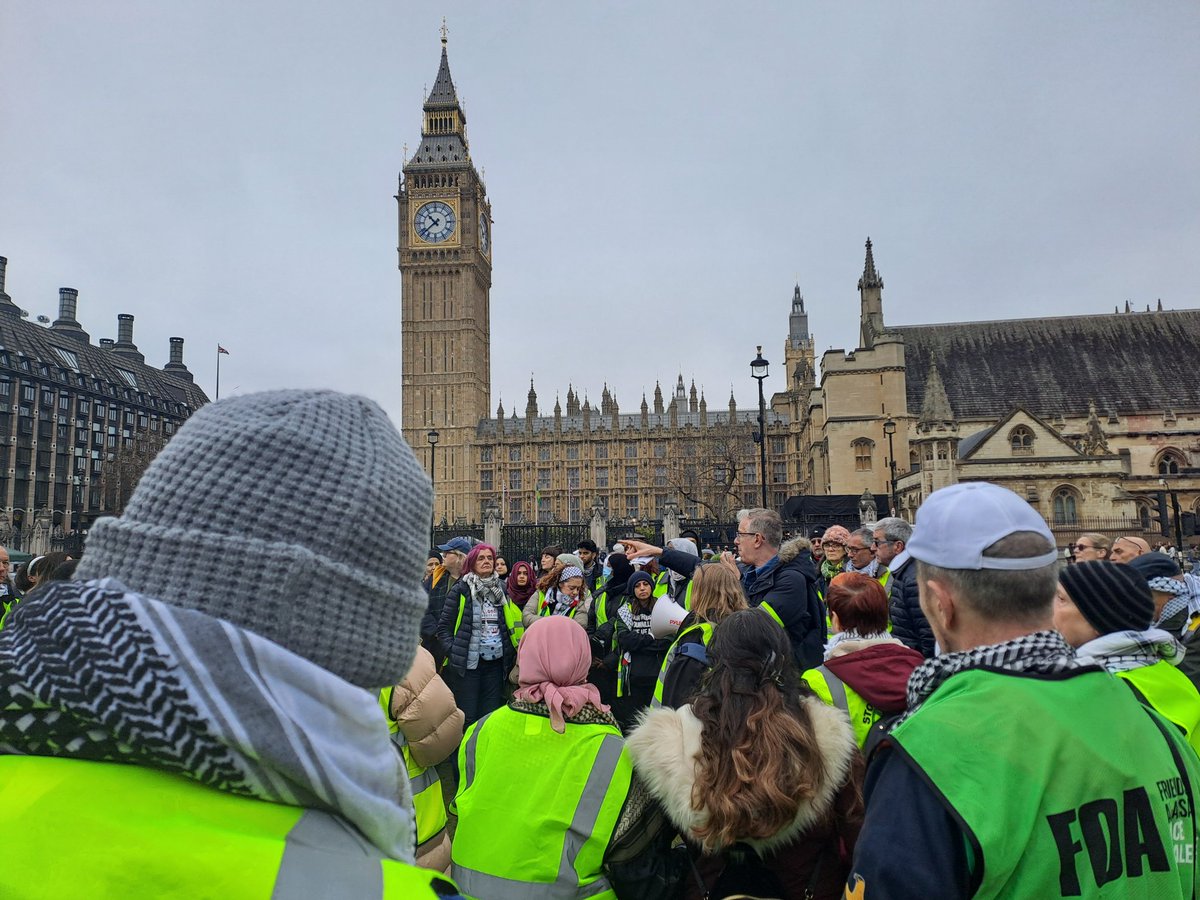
[
  {"x1": 916, "y1": 531, "x2": 1058, "y2": 625},
  {"x1": 850, "y1": 527, "x2": 875, "y2": 547},
  {"x1": 741, "y1": 508, "x2": 783, "y2": 551},
  {"x1": 874, "y1": 516, "x2": 913, "y2": 543}
]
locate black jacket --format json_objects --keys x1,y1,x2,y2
[
  {"x1": 887, "y1": 554, "x2": 936, "y2": 659},
  {"x1": 744, "y1": 537, "x2": 826, "y2": 672},
  {"x1": 435, "y1": 580, "x2": 518, "y2": 675}
]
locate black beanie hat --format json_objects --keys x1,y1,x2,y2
[
  {"x1": 1059, "y1": 560, "x2": 1154, "y2": 635},
  {"x1": 628, "y1": 571, "x2": 656, "y2": 594}
]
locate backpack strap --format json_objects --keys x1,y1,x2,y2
[{"x1": 676, "y1": 642, "x2": 709, "y2": 666}]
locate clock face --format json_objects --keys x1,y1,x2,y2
[
  {"x1": 478, "y1": 212, "x2": 490, "y2": 255},
  {"x1": 414, "y1": 201, "x2": 457, "y2": 244}
]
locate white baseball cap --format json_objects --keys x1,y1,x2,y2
[{"x1": 906, "y1": 482, "x2": 1058, "y2": 571}]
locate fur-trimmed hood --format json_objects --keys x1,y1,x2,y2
[
  {"x1": 626, "y1": 696, "x2": 857, "y2": 854},
  {"x1": 778, "y1": 535, "x2": 812, "y2": 565}
]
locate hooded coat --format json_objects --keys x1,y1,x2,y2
[
  {"x1": 625, "y1": 697, "x2": 863, "y2": 900},
  {"x1": 744, "y1": 536, "x2": 827, "y2": 671}
]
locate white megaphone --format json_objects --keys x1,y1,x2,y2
[{"x1": 650, "y1": 595, "x2": 688, "y2": 639}]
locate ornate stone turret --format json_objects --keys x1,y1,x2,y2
[
  {"x1": 699, "y1": 392, "x2": 708, "y2": 429},
  {"x1": 728, "y1": 388, "x2": 737, "y2": 418},
  {"x1": 689, "y1": 379, "x2": 698, "y2": 414},
  {"x1": 858, "y1": 238, "x2": 885, "y2": 350},
  {"x1": 653, "y1": 382, "x2": 664, "y2": 415},
  {"x1": 1080, "y1": 401, "x2": 1111, "y2": 456},
  {"x1": 641, "y1": 393, "x2": 650, "y2": 429},
  {"x1": 913, "y1": 364, "x2": 959, "y2": 494}
]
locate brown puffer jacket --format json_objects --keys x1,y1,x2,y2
[{"x1": 388, "y1": 646, "x2": 464, "y2": 872}]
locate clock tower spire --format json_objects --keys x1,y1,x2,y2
[{"x1": 398, "y1": 31, "x2": 492, "y2": 524}]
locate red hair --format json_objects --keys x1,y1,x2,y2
[{"x1": 825, "y1": 572, "x2": 889, "y2": 634}]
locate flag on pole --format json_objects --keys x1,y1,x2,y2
[{"x1": 217, "y1": 345, "x2": 230, "y2": 355}]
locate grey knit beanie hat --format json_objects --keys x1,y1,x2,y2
[{"x1": 76, "y1": 390, "x2": 432, "y2": 688}]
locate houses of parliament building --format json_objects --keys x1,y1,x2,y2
[{"x1": 400, "y1": 40, "x2": 1200, "y2": 539}]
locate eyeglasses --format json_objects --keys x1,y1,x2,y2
[
  {"x1": 1070, "y1": 543, "x2": 1094, "y2": 553},
  {"x1": 848, "y1": 545, "x2": 873, "y2": 553},
  {"x1": 871, "y1": 538, "x2": 895, "y2": 546},
  {"x1": 735, "y1": 531, "x2": 761, "y2": 539}
]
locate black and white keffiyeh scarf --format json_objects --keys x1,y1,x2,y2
[
  {"x1": 0, "y1": 578, "x2": 415, "y2": 860},
  {"x1": 1074, "y1": 628, "x2": 1186, "y2": 673},
  {"x1": 893, "y1": 630, "x2": 1089, "y2": 729}
]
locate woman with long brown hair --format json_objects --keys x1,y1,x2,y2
[
  {"x1": 622, "y1": 609, "x2": 863, "y2": 899},
  {"x1": 651, "y1": 562, "x2": 748, "y2": 709}
]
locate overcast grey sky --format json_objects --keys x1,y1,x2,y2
[{"x1": 2, "y1": 2, "x2": 1197, "y2": 426}]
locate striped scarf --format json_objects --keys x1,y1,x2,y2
[{"x1": 0, "y1": 578, "x2": 414, "y2": 860}]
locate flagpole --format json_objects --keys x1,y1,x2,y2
[{"x1": 215, "y1": 345, "x2": 221, "y2": 400}]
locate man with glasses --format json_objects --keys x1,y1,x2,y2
[
  {"x1": 846, "y1": 527, "x2": 889, "y2": 589},
  {"x1": 620, "y1": 508, "x2": 825, "y2": 670},
  {"x1": 1068, "y1": 533, "x2": 1111, "y2": 563},
  {"x1": 873, "y1": 517, "x2": 935, "y2": 658},
  {"x1": 1110, "y1": 535, "x2": 1151, "y2": 563}
]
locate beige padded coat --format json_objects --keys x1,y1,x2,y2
[{"x1": 389, "y1": 646, "x2": 464, "y2": 872}]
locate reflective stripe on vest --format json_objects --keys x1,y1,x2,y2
[
  {"x1": 0, "y1": 755, "x2": 451, "y2": 899},
  {"x1": 651, "y1": 621, "x2": 714, "y2": 708},
  {"x1": 381, "y1": 689, "x2": 449, "y2": 846},
  {"x1": 760, "y1": 601, "x2": 784, "y2": 628},
  {"x1": 452, "y1": 709, "x2": 629, "y2": 900},
  {"x1": 801, "y1": 666, "x2": 881, "y2": 748}
]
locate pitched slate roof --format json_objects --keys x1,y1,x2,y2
[
  {"x1": 0, "y1": 314, "x2": 208, "y2": 411},
  {"x1": 896, "y1": 309, "x2": 1200, "y2": 420}
]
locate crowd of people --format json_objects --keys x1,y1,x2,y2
[{"x1": 0, "y1": 388, "x2": 1196, "y2": 898}]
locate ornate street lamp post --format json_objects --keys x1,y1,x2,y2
[
  {"x1": 427, "y1": 428, "x2": 439, "y2": 542},
  {"x1": 750, "y1": 347, "x2": 769, "y2": 510},
  {"x1": 883, "y1": 417, "x2": 897, "y2": 515}
]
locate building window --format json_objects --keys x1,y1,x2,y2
[
  {"x1": 568, "y1": 494, "x2": 581, "y2": 520},
  {"x1": 595, "y1": 444, "x2": 608, "y2": 459},
  {"x1": 537, "y1": 468, "x2": 551, "y2": 489},
  {"x1": 1052, "y1": 487, "x2": 1079, "y2": 525},
  {"x1": 624, "y1": 443, "x2": 638, "y2": 459},
  {"x1": 538, "y1": 447, "x2": 551, "y2": 461},
  {"x1": 567, "y1": 445, "x2": 579, "y2": 460},
  {"x1": 1010, "y1": 426, "x2": 1035, "y2": 455},
  {"x1": 773, "y1": 461, "x2": 787, "y2": 483},
  {"x1": 853, "y1": 439, "x2": 874, "y2": 472},
  {"x1": 625, "y1": 465, "x2": 638, "y2": 487},
  {"x1": 626, "y1": 495, "x2": 639, "y2": 517},
  {"x1": 655, "y1": 494, "x2": 667, "y2": 516},
  {"x1": 654, "y1": 465, "x2": 667, "y2": 486},
  {"x1": 509, "y1": 470, "x2": 522, "y2": 491},
  {"x1": 653, "y1": 443, "x2": 666, "y2": 458},
  {"x1": 1156, "y1": 449, "x2": 1186, "y2": 475},
  {"x1": 771, "y1": 437, "x2": 786, "y2": 455},
  {"x1": 480, "y1": 470, "x2": 493, "y2": 491},
  {"x1": 596, "y1": 467, "x2": 609, "y2": 488},
  {"x1": 567, "y1": 467, "x2": 580, "y2": 489},
  {"x1": 480, "y1": 447, "x2": 493, "y2": 463},
  {"x1": 743, "y1": 463, "x2": 756, "y2": 483},
  {"x1": 508, "y1": 497, "x2": 523, "y2": 522},
  {"x1": 508, "y1": 447, "x2": 521, "y2": 461}
]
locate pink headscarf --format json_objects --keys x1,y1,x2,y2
[{"x1": 513, "y1": 617, "x2": 609, "y2": 733}]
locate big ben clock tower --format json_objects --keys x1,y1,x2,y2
[{"x1": 398, "y1": 30, "x2": 492, "y2": 524}]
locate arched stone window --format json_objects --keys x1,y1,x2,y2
[
  {"x1": 1156, "y1": 448, "x2": 1186, "y2": 476},
  {"x1": 1052, "y1": 486, "x2": 1080, "y2": 525},
  {"x1": 1010, "y1": 426, "x2": 1035, "y2": 455},
  {"x1": 852, "y1": 438, "x2": 874, "y2": 472}
]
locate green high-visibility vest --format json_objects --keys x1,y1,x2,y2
[
  {"x1": 801, "y1": 664, "x2": 880, "y2": 747},
  {"x1": 593, "y1": 589, "x2": 614, "y2": 628},
  {"x1": 1119, "y1": 661, "x2": 1200, "y2": 754},
  {"x1": 378, "y1": 688, "x2": 449, "y2": 847},
  {"x1": 651, "y1": 620, "x2": 714, "y2": 708},
  {"x1": 652, "y1": 571, "x2": 669, "y2": 599},
  {"x1": 893, "y1": 668, "x2": 1199, "y2": 899},
  {"x1": 451, "y1": 706, "x2": 631, "y2": 899},
  {"x1": 0, "y1": 755, "x2": 453, "y2": 899}
]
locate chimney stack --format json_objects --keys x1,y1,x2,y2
[
  {"x1": 99, "y1": 338, "x2": 115, "y2": 350},
  {"x1": 51, "y1": 287, "x2": 90, "y2": 344},
  {"x1": 112, "y1": 313, "x2": 145, "y2": 363},
  {"x1": 163, "y1": 336, "x2": 194, "y2": 383},
  {"x1": 0, "y1": 257, "x2": 22, "y2": 318}
]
